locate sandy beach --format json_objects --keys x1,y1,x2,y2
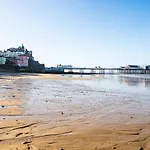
[{"x1": 0, "y1": 73, "x2": 150, "y2": 150}]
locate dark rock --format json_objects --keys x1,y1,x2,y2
[
  {"x1": 27, "y1": 144, "x2": 31, "y2": 150},
  {"x1": 23, "y1": 141, "x2": 32, "y2": 144},
  {"x1": 16, "y1": 133, "x2": 23, "y2": 137},
  {"x1": 134, "y1": 133, "x2": 140, "y2": 135},
  {"x1": 139, "y1": 147, "x2": 144, "y2": 150},
  {"x1": 25, "y1": 132, "x2": 29, "y2": 135}
]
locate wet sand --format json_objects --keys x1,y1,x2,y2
[{"x1": 0, "y1": 73, "x2": 150, "y2": 150}]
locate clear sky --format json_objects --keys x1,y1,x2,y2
[{"x1": 0, "y1": 0, "x2": 150, "y2": 67}]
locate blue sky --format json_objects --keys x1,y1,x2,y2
[{"x1": 0, "y1": 0, "x2": 150, "y2": 67}]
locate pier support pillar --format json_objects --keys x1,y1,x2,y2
[
  {"x1": 80, "y1": 69, "x2": 84, "y2": 74},
  {"x1": 91, "y1": 69, "x2": 96, "y2": 74}
]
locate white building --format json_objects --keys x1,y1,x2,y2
[
  {"x1": 2, "y1": 50, "x2": 25, "y2": 58},
  {"x1": 57, "y1": 64, "x2": 73, "y2": 68},
  {"x1": 125, "y1": 65, "x2": 143, "y2": 69},
  {"x1": 0, "y1": 57, "x2": 6, "y2": 64}
]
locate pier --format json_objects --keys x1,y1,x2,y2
[{"x1": 63, "y1": 67, "x2": 147, "y2": 74}]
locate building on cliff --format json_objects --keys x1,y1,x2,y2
[{"x1": 0, "y1": 44, "x2": 45, "y2": 72}]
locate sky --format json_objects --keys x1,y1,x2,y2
[{"x1": 0, "y1": 0, "x2": 150, "y2": 67}]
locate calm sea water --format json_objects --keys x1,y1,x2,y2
[{"x1": 68, "y1": 74, "x2": 150, "y2": 96}]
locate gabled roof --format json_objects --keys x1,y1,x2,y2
[{"x1": 128, "y1": 65, "x2": 140, "y2": 68}]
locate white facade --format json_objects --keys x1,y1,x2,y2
[
  {"x1": 0, "y1": 51, "x2": 4, "y2": 56},
  {"x1": 2, "y1": 51, "x2": 25, "y2": 58},
  {"x1": 3, "y1": 51, "x2": 14, "y2": 57},
  {"x1": 15, "y1": 51, "x2": 25, "y2": 56}
]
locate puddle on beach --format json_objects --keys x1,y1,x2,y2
[{"x1": 0, "y1": 74, "x2": 150, "y2": 124}]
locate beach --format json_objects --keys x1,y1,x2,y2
[{"x1": 0, "y1": 73, "x2": 150, "y2": 150}]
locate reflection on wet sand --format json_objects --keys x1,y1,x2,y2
[
  {"x1": 119, "y1": 75, "x2": 150, "y2": 87},
  {"x1": 0, "y1": 74, "x2": 150, "y2": 150}
]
